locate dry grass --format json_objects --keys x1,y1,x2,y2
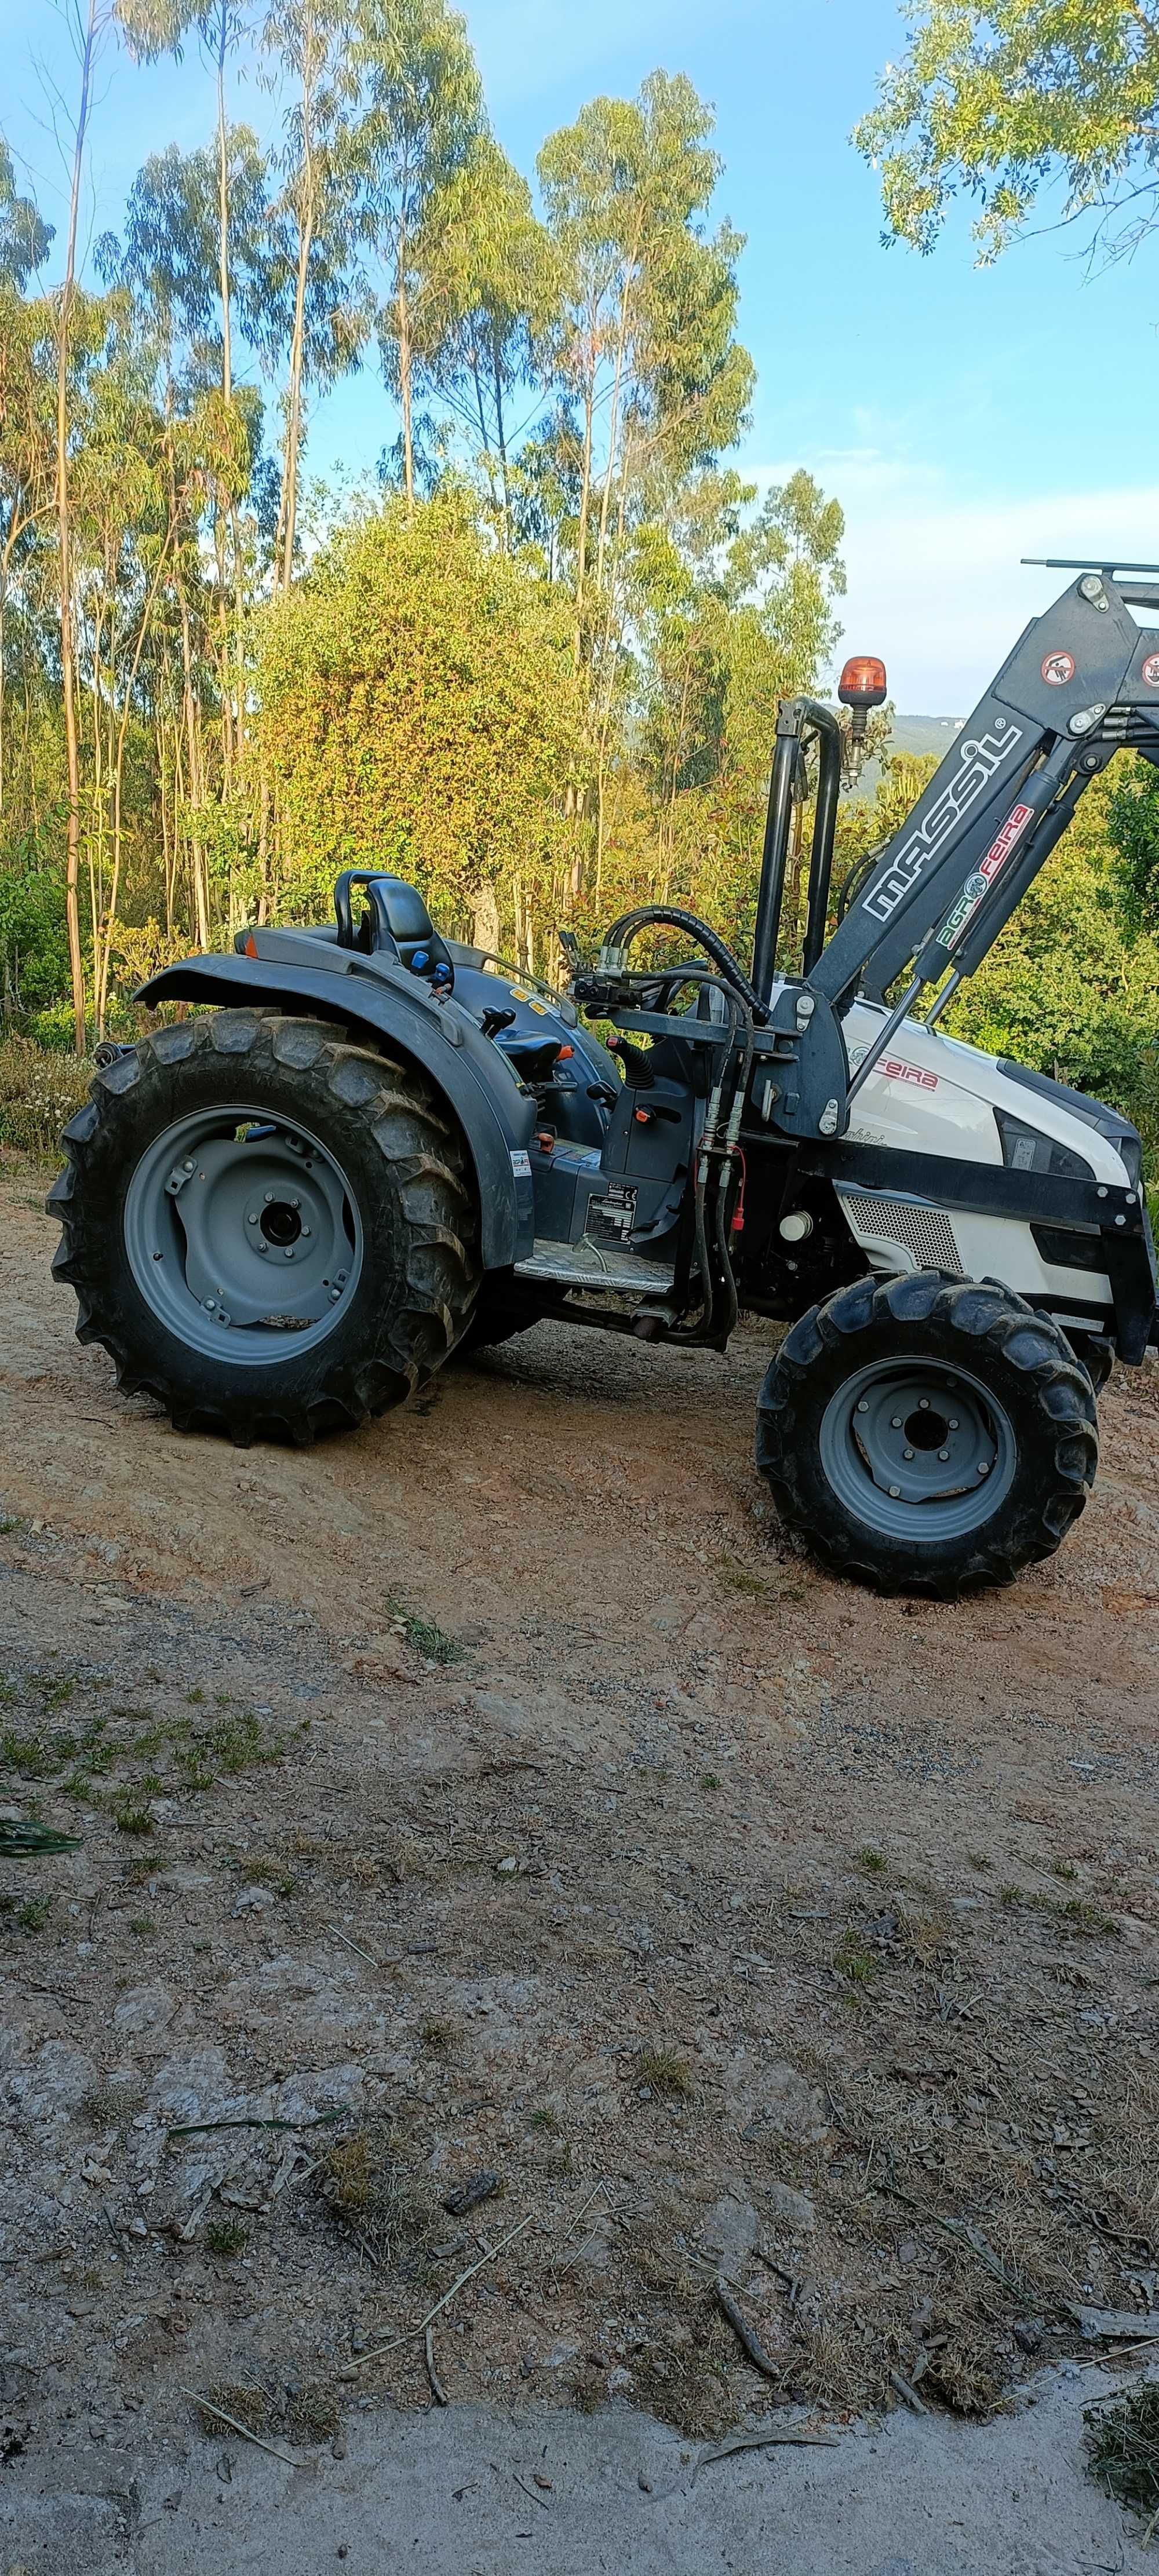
[
  {"x1": 1085, "y1": 2382, "x2": 1159, "y2": 2526},
  {"x1": 318, "y1": 2123, "x2": 439, "y2": 2272}
]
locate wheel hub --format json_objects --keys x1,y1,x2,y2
[
  {"x1": 125, "y1": 1108, "x2": 363, "y2": 1365},
  {"x1": 820, "y1": 1355, "x2": 1015, "y2": 1541}
]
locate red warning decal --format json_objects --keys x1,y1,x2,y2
[
  {"x1": 1041, "y1": 650, "x2": 1075, "y2": 687},
  {"x1": 1142, "y1": 651, "x2": 1159, "y2": 687}
]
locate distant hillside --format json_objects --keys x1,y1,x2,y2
[{"x1": 844, "y1": 711, "x2": 964, "y2": 801}]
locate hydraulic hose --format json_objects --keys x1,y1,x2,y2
[{"x1": 599, "y1": 906, "x2": 767, "y2": 1019}]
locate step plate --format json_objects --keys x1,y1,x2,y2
[{"x1": 515, "y1": 1236, "x2": 675, "y2": 1297}]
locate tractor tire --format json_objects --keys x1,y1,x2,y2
[
  {"x1": 755, "y1": 1269, "x2": 1098, "y2": 1597},
  {"x1": 455, "y1": 1286, "x2": 548, "y2": 1358},
  {"x1": 49, "y1": 1012, "x2": 479, "y2": 1444},
  {"x1": 1066, "y1": 1329, "x2": 1115, "y2": 1398}
]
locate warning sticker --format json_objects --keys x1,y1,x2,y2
[
  {"x1": 1143, "y1": 652, "x2": 1159, "y2": 687},
  {"x1": 589, "y1": 1178, "x2": 637, "y2": 1243},
  {"x1": 1041, "y1": 650, "x2": 1076, "y2": 687}
]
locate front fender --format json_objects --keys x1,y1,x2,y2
[{"x1": 136, "y1": 953, "x2": 535, "y2": 1270}]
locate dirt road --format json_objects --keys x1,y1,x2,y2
[{"x1": 2, "y1": 1157, "x2": 1158, "y2": 2505}]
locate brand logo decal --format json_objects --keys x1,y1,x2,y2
[
  {"x1": 862, "y1": 719, "x2": 1025, "y2": 924},
  {"x1": 880, "y1": 1057, "x2": 938, "y2": 1090},
  {"x1": 938, "y1": 800, "x2": 1035, "y2": 947}
]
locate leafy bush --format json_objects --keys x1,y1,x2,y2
[{"x1": 0, "y1": 1037, "x2": 93, "y2": 1158}]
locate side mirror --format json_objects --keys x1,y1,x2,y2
[{"x1": 838, "y1": 654, "x2": 888, "y2": 745}]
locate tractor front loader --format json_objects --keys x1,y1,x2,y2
[{"x1": 52, "y1": 563, "x2": 1158, "y2": 1593}]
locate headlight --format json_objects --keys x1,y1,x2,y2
[{"x1": 994, "y1": 1110, "x2": 1094, "y2": 1182}]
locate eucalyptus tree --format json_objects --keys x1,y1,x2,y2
[
  {"x1": 53, "y1": 0, "x2": 114, "y2": 1049},
  {"x1": 351, "y1": 0, "x2": 486, "y2": 504},
  {"x1": 538, "y1": 72, "x2": 753, "y2": 667},
  {"x1": 857, "y1": 0, "x2": 1159, "y2": 268},
  {"x1": 116, "y1": 0, "x2": 252, "y2": 398},
  {"x1": 0, "y1": 148, "x2": 55, "y2": 816},
  {"x1": 260, "y1": 0, "x2": 366, "y2": 590},
  {"x1": 414, "y1": 134, "x2": 560, "y2": 534}
]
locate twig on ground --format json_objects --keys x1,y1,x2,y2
[
  {"x1": 1079, "y1": 2337, "x2": 1159, "y2": 2369},
  {"x1": 716, "y1": 2281, "x2": 780, "y2": 2381},
  {"x1": 513, "y1": 2472, "x2": 549, "y2": 2509},
  {"x1": 890, "y1": 2367, "x2": 930, "y2": 2416},
  {"x1": 698, "y1": 2426, "x2": 840, "y2": 2469},
  {"x1": 327, "y1": 1925, "x2": 378, "y2": 1965},
  {"x1": 339, "y1": 2213, "x2": 535, "y2": 2378},
  {"x1": 181, "y1": 2388, "x2": 302, "y2": 2466},
  {"x1": 424, "y1": 2325, "x2": 447, "y2": 2406}
]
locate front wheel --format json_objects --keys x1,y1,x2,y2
[
  {"x1": 756, "y1": 1271, "x2": 1098, "y2": 1596},
  {"x1": 49, "y1": 1012, "x2": 479, "y2": 1444}
]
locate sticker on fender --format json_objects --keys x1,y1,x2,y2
[{"x1": 510, "y1": 1149, "x2": 532, "y2": 1178}]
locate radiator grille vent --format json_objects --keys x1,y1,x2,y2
[{"x1": 841, "y1": 1192, "x2": 961, "y2": 1274}]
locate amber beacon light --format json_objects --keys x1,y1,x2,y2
[{"x1": 837, "y1": 654, "x2": 888, "y2": 743}]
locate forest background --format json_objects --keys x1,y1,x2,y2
[{"x1": 1, "y1": 0, "x2": 1158, "y2": 1183}]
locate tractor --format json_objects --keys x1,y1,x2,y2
[{"x1": 51, "y1": 562, "x2": 1158, "y2": 1594}]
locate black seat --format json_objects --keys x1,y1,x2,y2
[{"x1": 334, "y1": 871, "x2": 455, "y2": 982}]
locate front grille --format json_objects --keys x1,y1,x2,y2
[{"x1": 841, "y1": 1192, "x2": 961, "y2": 1272}]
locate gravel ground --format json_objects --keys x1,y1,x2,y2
[{"x1": 2, "y1": 1156, "x2": 1158, "y2": 2551}]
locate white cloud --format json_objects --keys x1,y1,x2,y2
[{"x1": 756, "y1": 449, "x2": 1159, "y2": 711}]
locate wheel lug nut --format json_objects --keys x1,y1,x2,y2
[
  {"x1": 264, "y1": 1191, "x2": 274, "y2": 1203},
  {"x1": 284, "y1": 1247, "x2": 296, "y2": 1260},
  {"x1": 290, "y1": 1197, "x2": 300, "y2": 1209},
  {"x1": 978, "y1": 1460, "x2": 990, "y2": 1476},
  {"x1": 890, "y1": 1415, "x2": 902, "y2": 1428},
  {"x1": 938, "y1": 1448, "x2": 949, "y2": 1461},
  {"x1": 948, "y1": 1417, "x2": 958, "y2": 1429},
  {"x1": 301, "y1": 1226, "x2": 312, "y2": 1238},
  {"x1": 247, "y1": 1212, "x2": 258, "y2": 1225},
  {"x1": 258, "y1": 1242, "x2": 268, "y2": 1256},
  {"x1": 903, "y1": 1447, "x2": 914, "y2": 1461},
  {"x1": 888, "y1": 1484, "x2": 901, "y2": 1498},
  {"x1": 918, "y1": 1398, "x2": 930, "y2": 1410},
  {"x1": 183, "y1": 1158, "x2": 195, "y2": 1173},
  {"x1": 856, "y1": 1399, "x2": 869, "y2": 1414}
]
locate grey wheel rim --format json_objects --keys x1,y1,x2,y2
[
  {"x1": 818, "y1": 1353, "x2": 1016, "y2": 1544},
  {"x1": 123, "y1": 1105, "x2": 364, "y2": 1368}
]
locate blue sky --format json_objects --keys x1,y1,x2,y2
[{"x1": 6, "y1": 0, "x2": 1159, "y2": 708}]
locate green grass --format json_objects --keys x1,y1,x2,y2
[
  {"x1": 389, "y1": 1602, "x2": 463, "y2": 1666},
  {"x1": 834, "y1": 1931, "x2": 879, "y2": 1988},
  {"x1": 1001, "y1": 1884, "x2": 1118, "y2": 1935}
]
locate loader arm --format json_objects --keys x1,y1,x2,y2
[{"x1": 812, "y1": 568, "x2": 1159, "y2": 1019}]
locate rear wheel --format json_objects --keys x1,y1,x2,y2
[
  {"x1": 756, "y1": 1270, "x2": 1098, "y2": 1595},
  {"x1": 49, "y1": 1012, "x2": 478, "y2": 1443}
]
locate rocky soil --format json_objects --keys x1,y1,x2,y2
[{"x1": 1, "y1": 1155, "x2": 1157, "y2": 2489}]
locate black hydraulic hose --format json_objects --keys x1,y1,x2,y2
[
  {"x1": 600, "y1": 906, "x2": 766, "y2": 1019},
  {"x1": 834, "y1": 844, "x2": 886, "y2": 925}
]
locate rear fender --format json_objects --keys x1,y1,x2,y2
[{"x1": 135, "y1": 953, "x2": 535, "y2": 1269}]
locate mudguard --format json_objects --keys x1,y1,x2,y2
[{"x1": 135, "y1": 948, "x2": 537, "y2": 1271}]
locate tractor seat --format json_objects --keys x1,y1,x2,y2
[{"x1": 337, "y1": 872, "x2": 454, "y2": 982}]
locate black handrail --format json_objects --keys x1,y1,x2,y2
[{"x1": 751, "y1": 698, "x2": 844, "y2": 1003}]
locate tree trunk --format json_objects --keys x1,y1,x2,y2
[
  {"x1": 215, "y1": 2, "x2": 232, "y2": 404},
  {"x1": 275, "y1": 3, "x2": 319, "y2": 597},
  {"x1": 471, "y1": 878, "x2": 499, "y2": 954},
  {"x1": 398, "y1": 249, "x2": 414, "y2": 505},
  {"x1": 56, "y1": 0, "x2": 101, "y2": 1053}
]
